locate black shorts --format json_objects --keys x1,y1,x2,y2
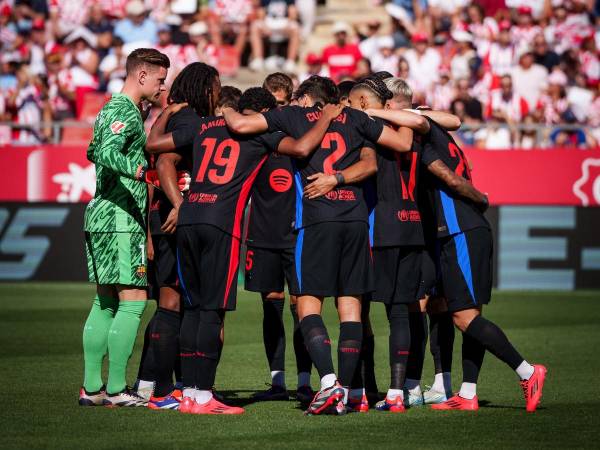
[
  {"x1": 176, "y1": 224, "x2": 241, "y2": 311},
  {"x1": 371, "y1": 246, "x2": 423, "y2": 305},
  {"x1": 151, "y1": 234, "x2": 179, "y2": 288},
  {"x1": 439, "y1": 227, "x2": 493, "y2": 313},
  {"x1": 417, "y1": 245, "x2": 438, "y2": 300},
  {"x1": 245, "y1": 246, "x2": 294, "y2": 293},
  {"x1": 290, "y1": 221, "x2": 374, "y2": 297}
]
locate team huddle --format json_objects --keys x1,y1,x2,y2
[{"x1": 79, "y1": 48, "x2": 547, "y2": 416}]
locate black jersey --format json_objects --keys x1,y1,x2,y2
[
  {"x1": 262, "y1": 105, "x2": 383, "y2": 229},
  {"x1": 421, "y1": 119, "x2": 490, "y2": 237},
  {"x1": 149, "y1": 107, "x2": 198, "y2": 235},
  {"x1": 370, "y1": 132, "x2": 425, "y2": 247},
  {"x1": 178, "y1": 116, "x2": 285, "y2": 238},
  {"x1": 246, "y1": 153, "x2": 296, "y2": 249}
]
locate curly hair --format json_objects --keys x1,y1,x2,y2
[
  {"x1": 168, "y1": 62, "x2": 220, "y2": 117},
  {"x1": 237, "y1": 87, "x2": 277, "y2": 113}
]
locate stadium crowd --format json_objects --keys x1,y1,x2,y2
[{"x1": 0, "y1": 0, "x2": 599, "y2": 148}]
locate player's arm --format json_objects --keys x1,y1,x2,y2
[
  {"x1": 416, "y1": 108, "x2": 462, "y2": 131},
  {"x1": 365, "y1": 108, "x2": 430, "y2": 134},
  {"x1": 156, "y1": 152, "x2": 184, "y2": 234},
  {"x1": 222, "y1": 106, "x2": 269, "y2": 134},
  {"x1": 427, "y1": 159, "x2": 489, "y2": 210},
  {"x1": 146, "y1": 102, "x2": 189, "y2": 153},
  {"x1": 277, "y1": 103, "x2": 343, "y2": 158},
  {"x1": 304, "y1": 146, "x2": 377, "y2": 199}
]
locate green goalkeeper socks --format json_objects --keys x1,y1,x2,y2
[
  {"x1": 106, "y1": 300, "x2": 147, "y2": 394},
  {"x1": 83, "y1": 295, "x2": 118, "y2": 392}
]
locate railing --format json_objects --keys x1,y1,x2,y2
[{"x1": 0, "y1": 121, "x2": 598, "y2": 148}]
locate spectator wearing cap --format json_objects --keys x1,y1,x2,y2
[
  {"x1": 44, "y1": 45, "x2": 75, "y2": 120},
  {"x1": 29, "y1": 18, "x2": 52, "y2": 76},
  {"x1": 404, "y1": 32, "x2": 441, "y2": 99},
  {"x1": 321, "y1": 21, "x2": 362, "y2": 83},
  {"x1": 370, "y1": 36, "x2": 398, "y2": 75},
  {"x1": 538, "y1": 70, "x2": 573, "y2": 125},
  {"x1": 511, "y1": 6, "x2": 542, "y2": 51},
  {"x1": 533, "y1": 34, "x2": 560, "y2": 72},
  {"x1": 156, "y1": 23, "x2": 183, "y2": 83},
  {"x1": 483, "y1": 21, "x2": 515, "y2": 78},
  {"x1": 299, "y1": 52, "x2": 328, "y2": 82},
  {"x1": 0, "y1": 5, "x2": 18, "y2": 49},
  {"x1": 113, "y1": 0, "x2": 158, "y2": 45},
  {"x1": 249, "y1": 0, "x2": 300, "y2": 73},
  {"x1": 206, "y1": 0, "x2": 254, "y2": 65},
  {"x1": 428, "y1": 68, "x2": 454, "y2": 111},
  {"x1": 352, "y1": 57, "x2": 372, "y2": 80},
  {"x1": 354, "y1": 19, "x2": 383, "y2": 57},
  {"x1": 450, "y1": 29, "x2": 476, "y2": 80},
  {"x1": 510, "y1": 47, "x2": 548, "y2": 111}
]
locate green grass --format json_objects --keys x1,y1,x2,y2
[{"x1": 1, "y1": 284, "x2": 599, "y2": 449}]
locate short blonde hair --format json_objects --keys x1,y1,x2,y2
[{"x1": 384, "y1": 77, "x2": 413, "y2": 103}]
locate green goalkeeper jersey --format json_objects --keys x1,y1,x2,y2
[{"x1": 84, "y1": 93, "x2": 148, "y2": 234}]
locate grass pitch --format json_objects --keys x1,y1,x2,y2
[{"x1": 0, "y1": 283, "x2": 599, "y2": 449}]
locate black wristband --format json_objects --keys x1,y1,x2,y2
[{"x1": 334, "y1": 172, "x2": 345, "y2": 186}]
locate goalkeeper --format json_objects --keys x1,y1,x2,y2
[{"x1": 79, "y1": 48, "x2": 171, "y2": 407}]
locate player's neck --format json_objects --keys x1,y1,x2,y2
[{"x1": 120, "y1": 80, "x2": 143, "y2": 106}]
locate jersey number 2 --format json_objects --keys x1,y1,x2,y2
[
  {"x1": 321, "y1": 132, "x2": 347, "y2": 175},
  {"x1": 196, "y1": 137, "x2": 240, "y2": 184}
]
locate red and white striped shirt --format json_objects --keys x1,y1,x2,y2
[
  {"x1": 486, "y1": 89, "x2": 529, "y2": 122},
  {"x1": 483, "y1": 43, "x2": 515, "y2": 77}
]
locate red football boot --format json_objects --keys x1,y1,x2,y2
[
  {"x1": 178, "y1": 396, "x2": 196, "y2": 414},
  {"x1": 190, "y1": 397, "x2": 245, "y2": 415},
  {"x1": 520, "y1": 364, "x2": 547, "y2": 412},
  {"x1": 431, "y1": 394, "x2": 479, "y2": 411},
  {"x1": 347, "y1": 394, "x2": 369, "y2": 413}
]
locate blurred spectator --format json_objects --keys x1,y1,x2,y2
[
  {"x1": 404, "y1": 32, "x2": 441, "y2": 99},
  {"x1": 483, "y1": 21, "x2": 515, "y2": 77},
  {"x1": 49, "y1": 0, "x2": 95, "y2": 37},
  {"x1": 354, "y1": 19, "x2": 382, "y2": 57},
  {"x1": 451, "y1": 77, "x2": 483, "y2": 121},
  {"x1": 397, "y1": 57, "x2": 410, "y2": 80},
  {"x1": 486, "y1": 74, "x2": 529, "y2": 122},
  {"x1": 511, "y1": 48, "x2": 548, "y2": 111},
  {"x1": 538, "y1": 70, "x2": 573, "y2": 125},
  {"x1": 299, "y1": 52, "x2": 328, "y2": 82},
  {"x1": 113, "y1": 1, "x2": 158, "y2": 45},
  {"x1": 85, "y1": 5, "x2": 114, "y2": 56},
  {"x1": 533, "y1": 34, "x2": 560, "y2": 72},
  {"x1": 370, "y1": 36, "x2": 398, "y2": 75},
  {"x1": 450, "y1": 30, "x2": 476, "y2": 80},
  {"x1": 352, "y1": 57, "x2": 372, "y2": 80},
  {"x1": 249, "y1": 0, "x2": 300, "y2": 73},
  {"x1": 510, "y1": 6, "x2": 542, "y2": 51},
  {"x1": 207, "y1": 0, "x2": 253, "y2": 64},
  {"x1": 188, "y1": 21, "x2": 218, "y2": 68},
  {"x1": 99, "y1": 37, "x2": 127, "y2": 93},
  {"x1": 321, "y1": 22, "x2": 362, "y2": 83},
  {"x1": 295, "y1": 0, "x2": 316, "y2": 40},
  {"x1": 464, "y1": 2, "x2": 497, "y2": 57},
  {"x1": 580, "y1": 36, "x2": 600, "y2": 86},
  {"x1": 429, "y1": 68, "x2": 453, "y2": 111}
]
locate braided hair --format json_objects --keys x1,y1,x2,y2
[
  {"x1": 352, "y1": 76, "x2": 393, "y2": 106},
  {"x1": 168, "y1": 62, "x2": 220, "y2": 117}
]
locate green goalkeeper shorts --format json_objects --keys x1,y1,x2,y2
[{"x1": 85, "y1": 232, "x2": 148, "y2": 287}]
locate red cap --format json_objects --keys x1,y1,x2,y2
[
  {"x1": 32, "y1": 18, "x2": 45, "y2": 30},
  {"x1": 411, "y1": 32, "x2": 428, "y2": 43},
  {"x1": 517, "y1": 6, "x2": 532, "y2": 15},
  {"x1": 0, "y1": 4, "x2": 11, "y2": 16},
  {"x1": 499, "y1": 20, "x2": 512, "y2": 31},
  {"x1": 305, "y1": 53, "x2": 322, "y2": 65}
]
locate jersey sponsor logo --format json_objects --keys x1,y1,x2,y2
[
  {"x1": 325, "y1": 189, "x2": 356, "y2": 201},
  {"x1": 269, "y1": 168, "x2": 293, "y2": 192},
  {"x1": 110, "y1": 121, "x2": 126, "y2": 134},
  {"x1": 198, "y1": 118, "x2": 226, "y2": 135},
  {"x1": 188, "y1": 192, "x2": 218, "y2": 203},
  {"x1": 397, "y1": 209, "x2": 421, "y2": 222},
  {"x1": 573, "y1": 158, "x2": 600, "y2": 206},
  {"x1": 305, "y1": 111, "x2": 347, "y2": 124}
]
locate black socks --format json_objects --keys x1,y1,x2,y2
[
  {"x1": 262, "y1": 298, "x2": 286, "y2": 372},
  {"x1": 300, "y1": 314, "x2": 335, "y2": 379},
  {"x1": 337, "y1": 321, "x2": 362, "y2": 388},
  {"x1": 465, "y1": 315, "x2": 524, "y2": 370},
  {"x1": 406, "y1": 311, "x2": 428, "y2": 382},
  {"x1": 290, "y1": 303, "x2": 312, "y2": 375},
  {"x1": 429, "y1": 311, "x2": 455, "y2": 375},
  {"x1": 386, "y1": 303, "x2": 410, "y2": 390}
]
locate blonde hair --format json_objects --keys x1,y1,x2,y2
[{"x1": 384, "y1": 77, "x2": 413, "y2": 104}]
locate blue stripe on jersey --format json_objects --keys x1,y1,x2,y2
[
  {"x1": 439, "y1": 189, "x2": 461, "y2": 235},
  {"x1": 176, "y1": 248, "x2": 192, "y2": 306},
  {"x1": 295, "y1": 228, "x2": 305, "y2": 293},
  {"x1": 453, "y1": 232, "x2": 476, "y2": 304},
  {"x1": 368, "y1": 208, "x2": 375, "y2": 247},
  {"x1": 291, "y1": 160, "x2": 303, "y2": 229}
]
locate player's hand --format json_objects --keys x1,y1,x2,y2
[
  {"x1": 165, "y1": 102, "x2": 188, "y2": 115},
  {"x1": 304, "y1": 172, "x2": 337, "y2": 199},
  {"x1": 477, "y1": 194, "x2": 489, "y2": 213},
  {"x1": 321, "y1": 103, "x2": 344, "y2": 121},
  {"x1": 161, "y1": 206, "x2": 179, "y2": 234}
]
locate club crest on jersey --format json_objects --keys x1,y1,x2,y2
[
  {"x1": 269, "y1": 169, "x2": 292, "y2": 193},
  {"x1": 110, "y1": 121, "x2": 126, "y2": 134},
  {"x1": 135, "y1": 265, "x2": 146, "y2": 279}
]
